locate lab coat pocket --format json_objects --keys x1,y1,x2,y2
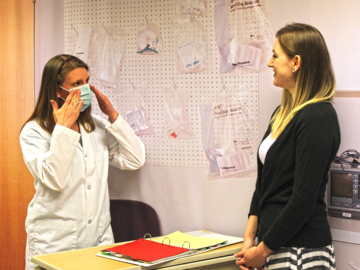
[
  {"x1": 33, "y1": 219, "x2": 77, "y2": 255},
  {"x1": 95, "y1": 152, "x2": 107, "y2": 183},
  {"x1": 97, "y1": 212, "x2": 113, "y2": 245}
]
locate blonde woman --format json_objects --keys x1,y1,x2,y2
[
  {"x1": 235, "y1": 23, "x2": 340, "y2": 270},
  {"x1": 20, "y1": 55, "x2": 145, "y2": 270}
]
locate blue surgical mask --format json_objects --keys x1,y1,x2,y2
[{"x1": 58, "y1": 84, "x2": 92, "y2": 112}]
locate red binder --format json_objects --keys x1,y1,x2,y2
[{"x1": 103, "y1": 239, "x2": 191, "y2": 262}]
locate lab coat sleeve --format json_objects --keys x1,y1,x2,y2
[
  {"x1": 105, "y1": 115, "x2": 146, "y2": 170},
  {"x1": 20, "y1": 123, "x2": 80, "y2": 191}
]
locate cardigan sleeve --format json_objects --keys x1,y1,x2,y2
[
  {"x1": 261, "y1": 105, "x2": 340, "y2": 251},
  {"x1": 248, "y1": 161, "x2": 262, "y2": 217}
]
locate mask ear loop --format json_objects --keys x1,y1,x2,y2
[
  {"x1": 57, "y1": 85, "x2": 70, "y2": 102},
  {"x1": 58, "y1": 85, "x2": 70, "y2": 92}
]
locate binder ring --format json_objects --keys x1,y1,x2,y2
[
  {"x1": 182, "y1": 241, "x2": 190, "y2": 249},
  {"x1": 162, "y1": 237, "x2": 170, "y2": 245},
  {"x1": 143, "y1": 233, "x2": 152, "y2": 241}
]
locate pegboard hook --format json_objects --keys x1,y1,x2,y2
[
  {"x1": 102, "y1": 23, "x2": 109, "y2": 34},
  {"x1": 221, "y1": 77, "x2": 226, "y2": 92},
  {"x1": 145, "y1": 15, "x2": 149, "y2": 25},
  {"x1": 71, "y1": 24, "x2": 78, "y2": 37},
  {"x1": 172, "y1": 78, "x2": 178, "y2": 91},
  {"x1": 129, "y1": 79, "x2": 136, "y2": 91},
  {"x1": 188, "y1": 8, "x2": 194, "y2": 22}
]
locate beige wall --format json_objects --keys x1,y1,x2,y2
[{"x1": 0, "y1": 0, "x2": 35, "y2": 269}]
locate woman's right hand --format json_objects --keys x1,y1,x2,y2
[{"x1": 50, "y1": 89, "x2": 84, "y2": 128}]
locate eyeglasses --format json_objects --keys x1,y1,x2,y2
[{"x1": 58, "y1": 57, "x2": 75, "y2": 74}]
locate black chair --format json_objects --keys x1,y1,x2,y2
[{"x1": 109, "y1": 199, "x2": 161, "y2": 243}]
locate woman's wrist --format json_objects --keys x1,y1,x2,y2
[
  {"x1": 243, "y1": 230, "x2": 257, "y2": 241},
  {"x1": 243, "y1": 236, "x2": 255, "y2": 243},
  {"x1": 108, "y1": 111, "x2": 119, "y2": 123},
  {"x1": 257, "y1": 242, "x2": 273, "y2": 257},
  {"x1": 56, "y1": 120, "x2": 73, "y2": 129}
]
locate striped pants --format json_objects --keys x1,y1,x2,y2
[{"x1": 264, "y1": 244, "x2": 336, "y2": 270}]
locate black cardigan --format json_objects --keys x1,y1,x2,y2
[{"x1": 249, "y1": 102, "x2": 341, "y2": 251}]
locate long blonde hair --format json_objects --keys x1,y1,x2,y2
[
  {"x1": 22, "y1": 54, "x2": 95, "y2": 134},
  {"x1": 271, "y1": 23, "x2": 335, "y2": 138}
]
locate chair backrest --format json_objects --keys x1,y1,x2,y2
[{"x1": 110, "y1": 199, "x2": 161, "y2": 243}]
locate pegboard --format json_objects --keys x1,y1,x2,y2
[{"x1": 64, "y1": 0, "x2": 260, "y2": 167}]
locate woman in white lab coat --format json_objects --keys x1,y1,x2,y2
[{"x1": 20, "y1": 55, "x2": 146, "y2": 270}]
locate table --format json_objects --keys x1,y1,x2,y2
[{"x1": 33, "y1": 242, "x2": 242, "y2": 270}]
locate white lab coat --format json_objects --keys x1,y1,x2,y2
[{"x1": 20, "y1": 115, "x2": 145, "y2": 270}]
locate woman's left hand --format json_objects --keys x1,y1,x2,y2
[
  {"x1": 91, "y1": 84, "x2": 119, "y2": 123},
  {"x1": 235, "y1": 242, "x2": 272, "y2": 270}
]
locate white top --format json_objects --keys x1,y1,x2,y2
[
  {"x1": 259, "y1": 133, "x2": 276, "y2": 164},
  {"x1": 20, "y1": 114, "x2": 145, "y2": 270}
]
